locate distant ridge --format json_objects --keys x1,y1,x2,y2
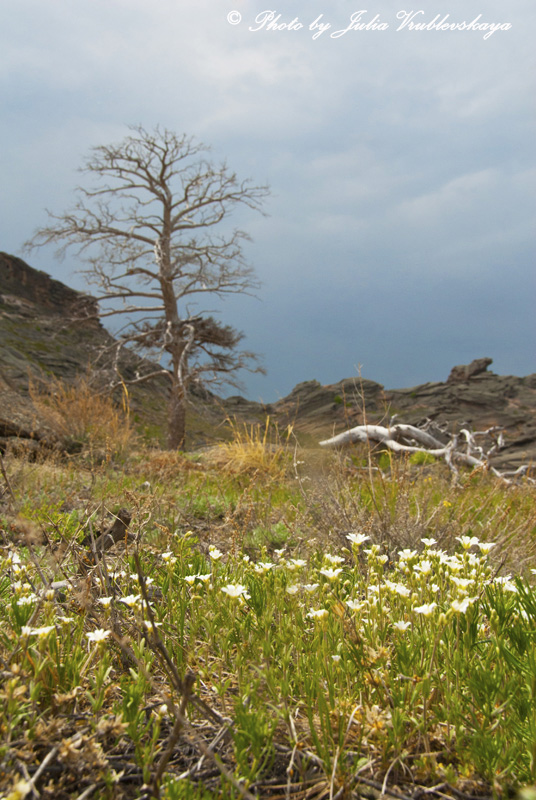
[{"x1": 1, "y1": 252, "x2": 535, "y2": 466}]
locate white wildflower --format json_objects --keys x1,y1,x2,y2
[
  {"x1": 119, "y1": 594, "x2": 142, "y2": 608},
  {"x1": 307, "y1": 608, "x2": 329, "y2": 620},
  {"x1": 421, "y1": 538, "x2": 437, "y2": 547},
  {"x1": 346, "y1": 533, "x2": 370, "y2": 547},
  {"x1": 21, "y1": 625, "x2": 55, "y2": 639},
  {"x1": 414, "y1": 560, "x2": 432, "y2": 575},
  {"x1": 319, "y1": 567, "x2": 343, "y2": 581},
  {"x1": 494, "y1": 575, "x2": 518, "y2": 592},
  {"x1": 450, "y1": 576, "x2": 474, "y2": 590},
  {"x1": 502, "y1": 580, "x2": 518, "y2": 593},
  {"x1": 129, "y1": 573, "x2": 154, "y2": 585},
  {"x1": 324, "y1": 554, "x2": 345, "y2": 565},
  {"x1": 254, "y1": 562, "x2": 274, "y2": 574},
  {"x1": 451, "y1": 596, "x2": 478, "y2": 614},
  {"x1": 393, "y1": 620, "x2": 411, "y2": 631},
  {"x1": 221, "y1": 583, "x2": 250, "y2": 600},
  {"x1": 143, "y1": 620, "x2": 163, "y2": 631},
  {"x1": 365, "y1": 545, "x2": 382, "y2": 556},
  {"x1": 86, "y1": 628, "x2": 111, "y2": 643},
  {"x1": 383, "y1": 581, "x2": 411, "y2": 598},
  {"x1": 414, "y1": 602, "x2": 437, "y2": 616},
  {"x1": 441, "y1": 555, "x2": 463, "y2": 572},
  {"x1": 456, "y1": 535, "x2": 480, "y2": 550},
  {"x1": 287, "y1": 558, "x2": 307, "y2": 570},
  {"x1": 494, "y1": 575, "x2": 513, "y2": 584},
  {"x1": 398, "y1": 549, "x2": 418, "y2": 561},
  {"x1": 7, "y1": 779, "x2": 32, "y2": 799},
  {"x1": 346, "y1": 599, "x2": 366, "y2": 611},
  {"x1": 17, "y1": 594, "x2": 38, "y2": 607}
]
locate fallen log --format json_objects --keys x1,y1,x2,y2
[{"x1": 319, "y1": 422, "x2": 533, "y2": 484}]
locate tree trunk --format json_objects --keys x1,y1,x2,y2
[{"x1": 167, "y1": 384, "x2": 186, "y2": 450}]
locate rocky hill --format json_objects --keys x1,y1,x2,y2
[
  {"x1": 1, "y1": 252, "x2": 535, "y2": 468},
  {"x1": 261, "y1": 371, "x2": 536, "y2": 469},
  {"x1": 0, "y1": 252, "x2": 170, "y2": 449}
]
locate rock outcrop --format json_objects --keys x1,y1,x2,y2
[
  {"x1": 447, "y1": 357, "x2": 493, "y2": 383},
  {"x1": 0, "y1": 252, "x2": 169, "y2": 452},
  {"x1": 1, "y1": 252, "x2": 535, "y2": 468}
]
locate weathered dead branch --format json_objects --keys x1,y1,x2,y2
[{"x1": 319, "y1": 422, "x2": 534, "y2": 483}]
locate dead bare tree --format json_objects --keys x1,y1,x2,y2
[{"x1": 25, "y1": 125, "x2": 269, "y2": 449}]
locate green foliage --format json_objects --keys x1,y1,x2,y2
[
  {"x1": 244, "y1": 521, "x2": 292, "y2": 550},
  {"x1": 409, "y1": 450, "x2": 436, "y2": 465},
  {"x1": 0, "y1": 435, "x2": 535, "y2": 797}
]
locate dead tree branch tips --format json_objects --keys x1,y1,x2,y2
[{"x1": 26, "y1": 125, "x2": 270, "y2": 449}]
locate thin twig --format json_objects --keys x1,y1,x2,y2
[
  {"x1": 0, "y1": 452, "x2": 16, "y2": 504},
  {"x1": 353, "y1": 775, "x2": 415, "y2": 800},
  {"x1": 152, "y1": 669, "x2": 196, "y2": 795},
  {"x1": 75, "y1": 784, "x2": 99, "y2": 800}
]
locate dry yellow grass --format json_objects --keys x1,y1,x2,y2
[
  {"x1": 203, "y1": 416, "x2": 294, "y2": 477},
  {"x1": 29, "y1": 372, "x2": 134, "y2": 461}
]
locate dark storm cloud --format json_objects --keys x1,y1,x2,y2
[{"x1": 1, "y1": 0, "x2": 533, "y2": 400}]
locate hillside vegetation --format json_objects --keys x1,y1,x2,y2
[{"x1": 1, "y1": 391, "x2": 536, "y2": 799}]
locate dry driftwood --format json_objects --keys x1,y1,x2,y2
[{"x1": 319, "y1": 422, "x2": 533, "y2": 483}]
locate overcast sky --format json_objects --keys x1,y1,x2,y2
[{"x1": 1, "y1": 0, "x2": 534, "y2": 401}]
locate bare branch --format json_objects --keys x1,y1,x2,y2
[
  {"x1": 319, "y1": 422, "x2": 534, "y2": 484},
  {"x1": 26, "y1": 125, "x2": 269, "y2": 448}
]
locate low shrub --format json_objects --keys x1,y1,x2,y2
[{"x1": 29, "y1": 373, "x2": 135, "y2": 462}]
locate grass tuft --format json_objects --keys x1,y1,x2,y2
[
  {"x1": 204, "y1": 417, "x2": 294, "y2": 477},
  {"x1": 29, "y1": 372, "x2": 135, "y2": 462}
]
